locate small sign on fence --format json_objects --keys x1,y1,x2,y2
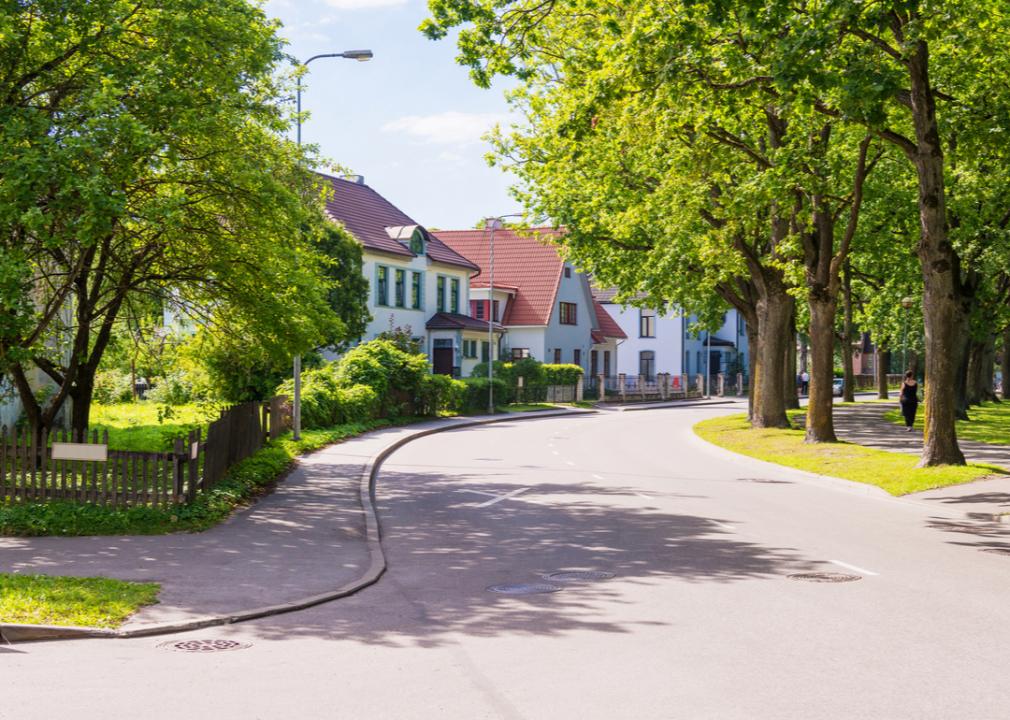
[
  {"x1": 190, "y1": 441, "x2": 200, "y2": 460},
  {"x1": 51, "y1": 442, "x2": 108, "y2": 463}
]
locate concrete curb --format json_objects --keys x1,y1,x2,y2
[{"x1": 0, "y1": 408, "x2": 596, "y2": 645}]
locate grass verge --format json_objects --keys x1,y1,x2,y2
[
  {"x1": 90, "y1": 402, "x2": 219, "y2": 452},
  {"x1": 885, "y1": 400, "x2": 1010, "y2": 445},
  {"x1": 0, "y1": 419, "x2": 396, "y2": 537},
  {"x1": 694, "y1": 412, "x2": 1002, "y2": 496},
  {"x1": 0, "y1": 573, "x2": 159, "y2": 628}
]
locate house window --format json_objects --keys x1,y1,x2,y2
[
  {"x1": 410, "y1": 229, "x2": 425, "y2": 256},
  {"x1": 376, "y1": 266, "x2": 389, "y2": 306},
  {"x1": 481, "y1": 341, "x2": 490, "y2": 362},
  {"x1": 603, "y1": 350, "x2": 611, "y2": 377},
  {"x1": 640, "y1": 351, "x2": 655, "y2": 381},
  {"x1": 512, "y1": 348, "x2": 530, "y2": 360},
  {"x1": 463, "y1": 340, "x2": 478, "y2": 359},
  {"x1": 474, "y1": 301, "x2": 485, "y2": 320},
  {"x1": 411, "y1": 272, "x2": 422, "y2": 309},
  {"x1": 573, "y1": 349, "x2": 581, "y2": 367},
  {"x1": 553, "y1": 348, "x2": 561, "y2": 364},
  {"x1": 492, "y1": 300, "x2": 500, "y2": 322},
  {"x1": 564, "y1": 266, "x2": 571, "y2": 278},
  {"x1": 640, "y1": 309, "x2": 656, "y2": 338},
  {"x1": 450, "y1": 278, "x2": 460, "y2": 314},
  {"x1": 559, "y1": 302, "x2": 577, "y2": 325},
  {"x1": 394, "y1": 269, "x2": 406, "y2": 308},
  {"x1": 590, "y1": 350, "x2": 598, "y2": 376},
  {"x1": 437, "y1": 276, "x2": 446, "y2": 313}
]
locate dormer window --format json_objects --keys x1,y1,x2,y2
[{"x1": 410, "y1": 228, "x2": 426, "y2": 256}]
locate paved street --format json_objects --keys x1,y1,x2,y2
[{"x1": 7, "y1": 404, "x2": 1010, "y2": 719}]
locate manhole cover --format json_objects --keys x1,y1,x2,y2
[
  {"x1": 486, "y1": 583, "x2": 562, "y2": 595},
  {"x1": 788, "y1": 572, "x2": 861, "y2": 583},
  {"x1": 159, "y1": 639, "x2": 251, "y2": 653},
  {"x1": 542, "y1": 571, "x2": 616, "y2": 582},
  {"x1": 738, "y1": 478, "x2": 790, "y2": 484},
  {"x1": 981, "y1": 548, "x2": 1010, "y2": 557}
]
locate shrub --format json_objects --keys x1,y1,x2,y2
[
  {"x1": 146, "y1": 371, "x2": 201, "y2": 405},
  {"x1": 470, "y1": 360, "x2": 512, "y2": 381},
  {"x1": 93, "y1": 370, "x2": 133, "y2": 405},
  {"x1": 418, "y1": 374, "x2": 466, "y2": 416},
  {"x1": 336, "y1": 339, "x2": 429, "y2": 417},
  {"x1": 543, "y1": 363, "x2": 584, "y2": 386},
  {"x1": 336, "y1": 384, "x2": 379, "y2": 424},
  {"x1": 276, "y1": 366, "x2": 377, "y2": 429},
  {"x1": 461, "y1": 377, "x2": 514, "y2": 414}
]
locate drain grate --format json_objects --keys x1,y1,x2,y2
[
  {"x1": 788, "y1": 572, "x2": 861, "y2": 583},
  {"x1": 542, "y1": 570, "x2": 615, "y2": 582},
  {"x1": 981, "y1": 548, "x2": 1010, "y2": 557},
  {"x1": 738, "y1": 478, "x2": 791, "y2": 484},
  {"x1": 487, "y1": 583, "x2": 562, "y2": 595},
  {"x1": 159, "y1": 639, "x2": 251, "y2": 653}
]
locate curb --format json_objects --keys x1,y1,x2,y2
[{"x1": 0, "y1": 408, "x2": 596, "y2": 645}]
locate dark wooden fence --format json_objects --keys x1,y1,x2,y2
[{"x1": 0, "y1": 396, "x2": 293, "y2": 508}]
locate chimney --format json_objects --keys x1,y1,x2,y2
[{"x1": 345, "y1": 174, "x2": 365, "y2": 185}]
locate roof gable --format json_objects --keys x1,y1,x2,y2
[{"x1": 433, "y1": 228, "x2": 566, "y2": 326}]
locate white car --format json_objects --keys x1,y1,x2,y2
[{"x1": 832, "y1": 378, "x2": 844, "y2": 397}]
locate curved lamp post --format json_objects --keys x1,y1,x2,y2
[
  {"x1": 291, "y1": 49, "x2": 372, "y2": 441},
  {"x1": 483, "y1": 214, "x2": 523, "y2": 414}
]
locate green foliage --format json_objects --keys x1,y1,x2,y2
[
  {"x1": 418, "y1": 373, "x2": 467, "y2": 416},
  {"x1": 460, "y1": 377, "x2": 515, "y2": 413},
  {"x1": 314, "y1": 223, "x2": 372, "y2": 351},
  {"x1": 276, "y1": 366, "x2": 378, "y2": 429},
  {"x1": 336, "y1": 340, "x2": 430, "y2": 417},
  {"x1": 93, "y1": 370, "x2": 134, "y2": 405},
  {"x1": 543, "y1": 364, "x2": 584, "y2": 385},
  {"x1": 89, "y1": 402, "x2": 218, "y2": 452},
  {"x1": 0, "y1": 573, "x2": 160, "y2": 628}
]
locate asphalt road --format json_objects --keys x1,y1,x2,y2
[{"x1": 7, "y1": 403, "x2": 1010, "y2": 720}]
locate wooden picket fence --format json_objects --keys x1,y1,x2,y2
[{"x1": 0, "y1": 396, "x2": 293, "y2": 508}]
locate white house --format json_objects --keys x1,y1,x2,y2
[
  {"x1": 433, "y1": 228, "x2": 626, "y2": 377},
  {"x1": 321, "y1": 174, "x2": 503, "y2": 376}
]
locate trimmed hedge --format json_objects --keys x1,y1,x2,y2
[
  {"x1": 461, "y1": 377, "x2": 515, "y2": 414},
  {"x1": 543, "y1": 363, "x2": 584, "y2": 385}
]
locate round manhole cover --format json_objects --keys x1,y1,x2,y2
[
  {"x1": 486, "y1": 583, "x2": 562, "y2": 595},
  {"x1": 788, "y1": 572, "x2": 861, "y2": 583},
  {"x1": 542, "y1": 571, "x2": 616, "y2": 582},
  {"x1": 159, "y1": 639, "x2": 251, "y2": 653},
  {"x1": 981, "y1": 548, "x2": 1010, "y2": 557}
]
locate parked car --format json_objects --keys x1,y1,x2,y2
[{"x1": 832, "y1": 377, "x2": 844, "y2": 397}]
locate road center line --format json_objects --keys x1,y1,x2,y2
[
  {"x1": 476, "y1": 487, "x2": 531, "y2": 507},
  {"x1": 830, "y1": 559, "x2": 879, "y2": 576}
]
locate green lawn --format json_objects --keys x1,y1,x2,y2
[
  {"x1": 695, "y1": 412, "x2": 1001, "y2": 496},
  {"x1": 885, "y1": 401, "x2": 1010, "y2": 445},
  {"x1": 90, "y1": 402, "x2": 218, "y2": 452},
  {"x1": 0, "y1": 573, "x2": 159, "y2": 628}
]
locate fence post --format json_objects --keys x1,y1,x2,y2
[
  {"x1": 659, "y1": 373, "x2": 668, "y2": 400},
  {"x1": 718, "y1": 373, "x2": 725, "y2": 397},
  {"x1": 173, "y1": 437, "x2": 185, "y2": 504},
  {"x1": 576, "y1": 375, "x2": 584, "y2": 403},
  {"x1": 737, "y1": 373, "x2": 744, "y2": 397},
  {"x1": 637, "y1": 374, "x2": 645, "y2": 399},
  {"x1": 186, "y1": 428, "x2": 200, "y2": 504},
  {"x1": 618, "y1": 373, "x2": 626, "y2": 403},
  {"x1": 597, "y1": 374, "x2": 606, "y2": 401}
]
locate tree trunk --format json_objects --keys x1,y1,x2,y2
[
  {"x1": 841, "y1": 262, "x2": 856, "y2": 403},
  {"x1": 785, "y1": 314, "x2": 800, "y2": 410},
  {"x1": 907, "y1": 40, "x2": 965, "y2": 466},
  {"x1": 751, "y1": 287, "x2": 793, "y2": 428},
  {"x1": 1002, "y1": 326, "x2": 1010, "y2": 399},
  {"x1": 70, "y1": 372, "x2": 96, "y2": 438},
  {"x1": 876, "y1": 347, "x2": 890, "y2": 400},
  {"x1": 805, "y1": 294, "x2": 838, "y2": 442},
  {"x1": 967, "y1": 334, "x2": 998, "y2": 404},
  {"x1": 745, "y1": 318, "x2": 759, "y2": 421}
]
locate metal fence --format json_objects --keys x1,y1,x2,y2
[{"x1": 0, "y1": 396, "x2": 292, "y2": 508}]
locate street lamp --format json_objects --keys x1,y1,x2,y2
[
  {"x1": 483, "y1": 214, "x2": 523, "y2": 414},
  {"x1": 291, "y1": 49, "x2": 372, "y2": 441},
  {"x1": 900, "y1": 296, "x2": 915, "y2": 375}
]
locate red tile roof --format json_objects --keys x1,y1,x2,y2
[
  {"x1": 593, "y1": 301, "x2": 627, "y2": 339},
  {"x1": 318, "y1": 173, "x2": 478, "y2": 271},
  {"x1": 433, "y1": 228, "x2": 565, "y2": 326}
]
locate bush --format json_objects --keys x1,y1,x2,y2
[
  {"x1": 276, "y1": 366, "x2": 377, "y2": 429},
  {"x1": 336, "y1": 339, "x2": 429, "y2": 417},
  {"x1": 146, "y1": 371, "x2": 202, "y2": 406},
  {"x1": 543, "y1": 363, "x2": 584, "y2": 385},
  {"x1": 93, "y1": 370, "x2": 133, "y2": 405},
  {"x1": 461, "y1": 377, "x2": 514, "y2": 414},
  {"x1": 418, "y1": 374, "x2": 466, "y2": 416}
]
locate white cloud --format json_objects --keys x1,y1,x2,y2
[
  {"x1": 382, "y1": 111, "x2": 507, "y2": 146},
  {"x1": 323, "y1": 0, "x2": 408, "y2": 9}
]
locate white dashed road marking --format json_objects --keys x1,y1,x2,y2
[{"x1": 830, "y1": 559, "x2": 879, "y2": 576}]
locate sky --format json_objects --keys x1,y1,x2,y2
[{"x1": 263, "y1": 0, "x2": 522, "y2": 230}]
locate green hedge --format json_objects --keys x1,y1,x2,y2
[
  {"x1": 543, "y1": 363, "x2": 584, "y2": 385},
  {"x1": 461, "y1": 377, "x2": 515, "y2": 413}
]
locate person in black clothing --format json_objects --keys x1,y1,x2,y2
[{"x1": 899, "y1": 371, "x2": 919, "y2": 431}]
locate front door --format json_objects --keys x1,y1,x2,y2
[{"x1": 433, "y1": 340, "x2": 454, "y2": 376}]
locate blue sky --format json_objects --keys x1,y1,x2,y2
[{"x1": 264, "y1": 0, "x2": 522, "y2": 229}]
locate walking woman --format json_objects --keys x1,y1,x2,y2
[{"x1": 900, "y1": 371, "x2": 919, "y2": 431}]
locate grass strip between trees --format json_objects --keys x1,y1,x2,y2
[
  {"x1": 884, "y1": 401, "x2": 1010, "y2": 446},
  {"x1": 694, "y1": 412, "x2": 1002, "y2": 496},
  {"x1": 0, "y1": 573, "x2": 160, "y2": 628},
  {"x1": 0, "y1": 419, "x2": 398, "y2": 537}
]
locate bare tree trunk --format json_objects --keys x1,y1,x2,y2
[
  {"x1": 876, "y1": 347, "x2": 890, "y2": 400},
  {"x1": 907, "y1": 40, "x2": 965, "y2": 466},
  {"x1": 806, "y1": 294, "x2": 838, "y2": 442}
]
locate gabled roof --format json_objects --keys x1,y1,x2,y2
[
  {"x1": 593, "y1": 301, "x2": 627, "y2": 339},
  {"x1": 318, "y1": 173, "x2": 478, "y2": 271},
  {"x1": 433, "y1": 228, "x2": 566, "y2": 326},
  {"x1": 426, "y1": 312, "x2": 505, "y2": 333}
]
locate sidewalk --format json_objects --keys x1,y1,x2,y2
[
  {"x1": 833, "y1": 401, "x2": 1010, "y2": 517},
  {"x1": 0, "y1": 410, "x2": 591, "y2": 637}
]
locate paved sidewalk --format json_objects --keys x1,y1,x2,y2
[
  {"x1": 0, "y1": 417, "x2": 490, "y2": 629},
  {"x1": 833, "y1": 401, "x2": 1010, "y2": 516}
]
